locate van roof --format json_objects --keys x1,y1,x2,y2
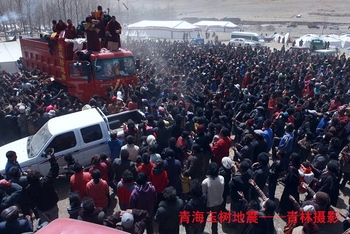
[
  {"x1": 231, "y1": 31, "x2": 259, "y2": 35},
  {"x1": 47, "y1": 108, "x2": 103, "y2": 135}
]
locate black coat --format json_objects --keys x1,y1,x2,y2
[
  {"x1": 316, "y1": 172, "x2": 339, "y2": 206},
  {"x1": 154, "y1": 197, "x2": 184, "y2": 234},
  {"x1": 26, "y1": 157, "x2": 59, "y2": 211}
]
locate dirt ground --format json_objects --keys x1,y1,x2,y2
[{"x1": 128, "y1": 0, "x2": 350, "y2": 24}]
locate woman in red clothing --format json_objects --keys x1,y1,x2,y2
[
  {"x1": 137, "y1": 153, "x2": 154, "y2": 181},
  {"x1": 86, "y1": 169, "x2": 109, "y2": 211},
  {"x1": 210, "y1": 127, "x2": 232, "y2": 168},
  {"x1": 150, "y1": 159, "x2": 169, "y2": 207},
  {"x1": 126, "y1": 94, "x2": 138, "y2": 110},
  {"x1": 89, "y1": 154, "x2": 109, "y2": 184},
  {"x1": 117, "y1": 169, "x2": 136, "y2": 210}
]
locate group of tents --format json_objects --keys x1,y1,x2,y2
[
  {"x1": 294, "y1": 34, "x2": 350, "y2": 50},
  {"x1": 125, "y1": 20, "x2": 240, "y2": 40}
]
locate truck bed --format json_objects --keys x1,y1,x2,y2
[
  {"x1": 20, "y1": 37, "x2": 74, "y2": 79},
  {"x1": 107, "y1": 109, "x2": 146, "y2": 130}
]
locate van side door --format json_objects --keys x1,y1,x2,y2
[{"x1": 79, "y1": 123, "x2": 109, "y2": 168}]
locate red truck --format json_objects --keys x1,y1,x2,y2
[{"x1": 19, "y1": 36, "x2": 137, "y2": 103}]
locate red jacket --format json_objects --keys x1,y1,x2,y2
[
  {"x1": 138, "y1": 163, "x2": 154, "y2": 181},
  {"x1": 150, "y1": 169, "x2": 169, "y2": 194},
  {"x1": 89, "y1": 162, "x2": 109, "y2": 183},
  {"x1": 211, "y1": 137, "x2": 232, "y2": 168},
  {"x1": 70, "y1": 171, "x2": 92, "y2": 199},
  {"x1": 86, "y1": 179, "x2": 109, "y2": 209}
]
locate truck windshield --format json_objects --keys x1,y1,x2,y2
[
  {"x1": 94, "y1": 57, "x2": 136, "y2": 81},
  {"x1": 29, "y1": 124, "x2": 53, "y2": 158}
]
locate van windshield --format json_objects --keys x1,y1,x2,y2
[
  {"x1": 29, "y1": 124, "x2": 53, "y2": 158},
  {"x1": 94, "y1": 57, "x2": 136, "y2": 81}
]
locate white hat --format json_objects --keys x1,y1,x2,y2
[
  {"x1": 254, "y1": 129, "x2": 264, "y2": 136},
  {"x1": 146, "y1": 135, "x2": 157, "y2": 145},
  {"x1": 221, "y1": 157, "x2": 233, "y2": 170},
  {"x1": 302, "y1": 205, "x2": 315, "y2": 213},
  {"x1": 82, "y1": 104, "x2": 92, "y2": 111},
  {"x1": 48, "y1": 110, "x2": 56, "y2": 118},
  {"x1": 18, "y1": 105, "x2": 25, "y2": 113}
]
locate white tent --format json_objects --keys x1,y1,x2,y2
[
  {"x1": 126, "y1": 20, "x2": 201, "y2": 40},
  {"x1": 320, "y1": 35, "x2": 342, "y2": 48},
  {"x1": 295, "y1": 34, "x2": 320, "y2": 47},
  {"x1": 0, "y1": 39, "x2": 21, "y2": 73},
  {"x1": 340, "y1": 34, "x2": 350, "y2": 48},
  {"x1": 193, "y1": 21, "x2": 240, "y2": 32}
]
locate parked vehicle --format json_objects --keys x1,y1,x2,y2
[
  {"x1": 229, "y1": 38, "x2": 260, "y2": 47},
  {"x1": 296, "y1": 14, "x2": 302, "y2": 18},
  {"x1": 329, "y1": 25, "x2": 339, "y2": 30},
  {"x1": 309, "y1": 38, "x2": 325, "y2": 51},
  {"x1": 230, "y1": 32, "x2": 265, "y2": 45},
  {"x1": 190, "y1": 37, "x2": 205, "y2": 45},
  {"x1": 0, "y1": 108, "x2": 145, "y2": 176},
  {"x1": 287, "y1": 23, "x2": 298, "y2": 28},
  {"x1": 20, "y1": 34, "x2": 138, "y2": 103},
  {"x1": 308, "y1": 25, "x2": 320, "y2": 29}
]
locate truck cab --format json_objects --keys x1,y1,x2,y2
[{"x1": 20, "y1": 37, "x2": 137, "y2": 103}]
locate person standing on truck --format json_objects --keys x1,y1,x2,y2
[
  {"x1": 105, "y1": 16, "x2": 122, "y2": 49},
  {"x1": 84, "y1": 15, "x2": 101, "y2": 51},
  {"x1": 55, "y1": 20, "x2": 67, "y2": 35},
  {"x1": 94, "y1": 6, "x2": 104, "y2": 21},
  {"x1": 52, "y1": 20, "x2": 57, "y2": 32},
  {"x1": 65, "y1": 19, "x2": 77, "y2": 39}
]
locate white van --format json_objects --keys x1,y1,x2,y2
[
  {"x1": 0, "y1": 108, "x2": 145, "y2": 176},
  {"x1": 230, "y1": 32, "x2": 265, "y2": 45}
]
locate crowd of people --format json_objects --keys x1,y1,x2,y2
[{"x1": 1, "y1": 24, "x2": 350, "y2": 233}]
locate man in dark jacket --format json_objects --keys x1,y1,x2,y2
[
  {"x1": 163, "y1": 149, "x2": 182, "y2": 196},
  {"x1": 183, "y1": 179, "x2": 206, "y2": 233},
  {"x1": 315, "y1": 161, "x2": 339, "y2": 207},
  {"x1": 104, "y1": 208, "x2": 149, "y2": 234},
  {"x1": 250, "y1": 152, "x2": 270, "y2": 208},
  {"x1": 229, "y1": 159, "x2": 252, "y2": 214},
  {"x1": 0, "y1": 179, "x2": 22, "y2": 213},
  {"x1": 26, "y1": 148, "x2": 59, "y2": 223},
  {"x1": 183, "y1": 143, "x2": 202, "y2": 180},
  {"x1": 113, "y1": 149, "x2": 138, "y2": 186},
  {"x1": 154, "y1": 186, "x2": 184, "y2": 234},
  {"x1": 0, "y1": 205, "x2": 33, "y2": 233}
]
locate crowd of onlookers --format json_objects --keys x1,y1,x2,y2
[{"x1": 2, "y1": 34, "x2": 350, "y2": 233}]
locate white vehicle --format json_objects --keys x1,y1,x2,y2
[
  {"x1": 230, "y1": 32, "x2": 265, "y2": 46},
  {"x1": 229, "y1": 38, "x2": 260, "y2": 47},
  {"x1": 0, "y1": 108, "x2": 145, "y2": 176},
  {"x1": 328, "y1": 25, "x2": 339, "y2": 30}
]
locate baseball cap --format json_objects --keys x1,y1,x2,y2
[{"x1": 121, "y1": 212, "x2": 134, "y2": 229}]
